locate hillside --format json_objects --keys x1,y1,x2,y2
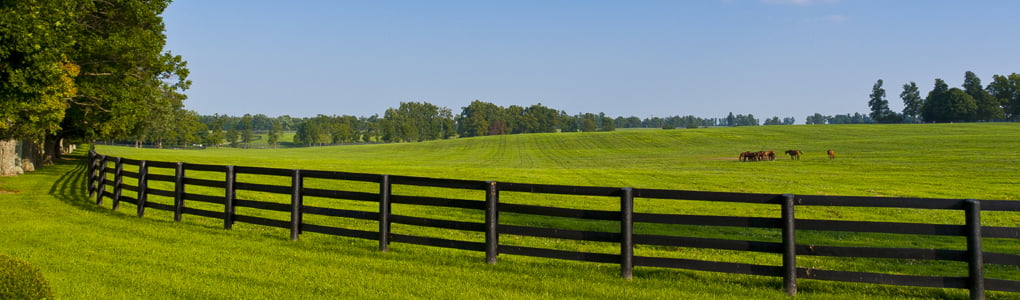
[{"x1": 97, "y1": 123, "x2": 1020, "y2": 200}]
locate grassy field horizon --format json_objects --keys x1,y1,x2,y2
[
  {"x1": 3, "y1": 123, "x2": 1019, "y2": 299},
  {"x1": 96, "y1": 122, "x2": 1020, "y2": 200}
]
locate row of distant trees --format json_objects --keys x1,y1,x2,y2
[
  {"x1": 179, "y1": 103, "x2": 797, "y2": 148},
  {"x1": 110, "y1": 75, "x2": 1020, "y2": 148},
  {"x1": 130, "y1": 70, "x2": 1020, "y2": 149},
  {"x1": 868, "y1": 71, "x2": 1020, "y2": 123}
]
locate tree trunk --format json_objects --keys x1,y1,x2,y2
[
  {"x1": 62, "y1": 139, "x2": 76, "y2": 154},
  {"x1": 20, "y1": 140, "x2": 39, "y2": 172},
  {"x1": 0, "y1": 139, "x2": 23, "y2": 176},
  {"x1": 43, "y1": 135, "x2": 60, "y2": 165}
]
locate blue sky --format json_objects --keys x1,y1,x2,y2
[{"x1": 162, "y1": 0, "x2": 1020, "y2": 122}]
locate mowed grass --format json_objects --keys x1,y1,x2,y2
[
  {"x1": 2, "y1": 123, "x2": 1019, "y2": 299},
  {"x1": 101, "y1": 123, "x2": 1019, "y2": 200}
]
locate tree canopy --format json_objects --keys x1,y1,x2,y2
[
  {"x1": 987, "y1": 73, "x2": 1020, "y2": 120},
  {"x1": 922, "y1": 78, "x2": 976, "y2": 123},
  {"x1": 868, "y1": 79, "x2": 893, "y2": 123},
  {"x1": 0, "y1": 0, "x2": 189, "y2": 153},
  {"x1": 900, "y1": 81, "x2": 922, "y2": 122},
  {"x1": 0, "y1": 0, "x2": 79, "y2": 140}
]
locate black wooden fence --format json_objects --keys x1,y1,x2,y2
[{"x1": 86, "y1": 151, "x2": 1020, "y2": 299}]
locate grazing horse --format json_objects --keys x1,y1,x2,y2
[
  {"x1": 739, "y1": 151, "x2": 754, "y2": 162},
  {"x1": 764, "y1": 150, "x2": 776, "y2": 161},
  {"x1": 827, "y1": 149, "x2": 836, "y2": 160},
  {"x1": 785, "y1": 150, "x2": 801, "y2": 160}
]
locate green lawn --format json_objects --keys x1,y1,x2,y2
[{"x1": 3, "y1": 123, "x2": 1019, "y2": 299}]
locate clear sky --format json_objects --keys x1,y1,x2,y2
[{"x1": 162, "y1": 0, "x2": 1020, "y2": 122}]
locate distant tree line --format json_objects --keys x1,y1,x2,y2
[
  {"x1": 865, "y1": 71, "x2": 1020, "y2": 124},
  {"x1": 603, "y1": 111, "x2": 771, "y2": 127},
  {"x1": 110, "y1": 71, "x2": 1020, "y2": 149},
  {"x1": 183, "y1": 101, "x2": 784, "y2": 147},
  {"x1": 804, "y1": 112, "x2": 873, "y2": 125}
]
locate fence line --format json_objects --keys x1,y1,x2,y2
[{"x1": 86, "y1": 151, "x2": 1020, "y2": 299}]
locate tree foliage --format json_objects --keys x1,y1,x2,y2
[
  {"x1": 963, "y1": 71, "x2": 1003, "y2": 121},
  {"x1": 983, "y1": 73, "x2": 1019, "y2": 121},
  {"x1": 1, "y1": 0, "x2": 190, "y2": 156},
  {"x1": 0, "y1": 0, "x2": 79, "y2": 140},
  {"x1": 922, "y1": 78, "x2": 977, "y2": 123},
  {"x1": 64, "y1": 0, "x2": 190, "y2": 144},
  {"x1": 868, "y1": 79, "x2": 892, "y2": 122},
  {"x1": 805, "y1": 112, "x2": 871, "y2": 125},
  {"x1": 380, "y1": 102, "x2": 454, "y2": 143},
  {"x1": 987, "y1": 73, "x2": 1020, "y2": 120},
  {"x1": 900, "y1": 81, "x2": 923, "y2": 122}
]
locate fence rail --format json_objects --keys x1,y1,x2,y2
[{"x1": 86, "y1": 151, "x2": 1020, "y2": 299}]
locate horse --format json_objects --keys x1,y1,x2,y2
[
  {"x1": 739, "y1": 151, "x2": 754, "y2": 162},
  {"x1": 764, "y1": 150, "x2": 776, "y2": 161},
  {"x1": 785, "y1": 150, "x2": 801, "y2": 160},
  {"x1": 827, "y1": 149, "x2": 836, "y2": 160}
]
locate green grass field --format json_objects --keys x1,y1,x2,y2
[{"x1": 2, "y1": 123, "x2": 1019, "y2": 299}]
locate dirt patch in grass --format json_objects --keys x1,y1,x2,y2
[{"x1": 0, "y1": 183, "x2": 19, "y2": 194}]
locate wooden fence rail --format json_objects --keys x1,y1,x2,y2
[{"x1": 86, "y1": 151, "x2": 1020, "y2": 299}]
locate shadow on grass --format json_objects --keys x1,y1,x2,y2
[{"x1": 48, "y1": 151, "x2": 107, "y2": 213}]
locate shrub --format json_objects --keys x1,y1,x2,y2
[{"x1": 0, "y1": 255, "x2": 53, "y2": 299}]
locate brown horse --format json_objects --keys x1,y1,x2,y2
[
  {"x1": 785, "y1": 150, "x2": 801, "y2": 160},
  {"x1": 827, "y1": 150, "x2": 836, "y2": 160},
  {"x1": 765, "y1": 150, "x2": 776, "y2": 161},
  {"x1": 739, "y1": 151, "x2": 754, "y2": 162}
]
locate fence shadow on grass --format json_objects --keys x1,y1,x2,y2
[{"x1": 47, "y1": 151, "x2": 106, "y2": 213}]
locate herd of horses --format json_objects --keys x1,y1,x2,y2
[{"x1": 739, "y1": 149, "x2": 835, "y2": 162}]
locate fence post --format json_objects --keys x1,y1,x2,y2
[
  {"x1": 485, "y1": 181, "x2": 499, "y2": 265},
  {"x1": 95, "y1": 155, "x2": 108, "y2": 205},
  {"x1": 965, "y1": 199, "x2": 984, "y2": 300},
  {"x1": 782, "y1": 194, "x2": 797, "y2": 297},
  {"x1": 112, "y1": 157, "x2": 124, "y2": 211},
  {"x1": 224, "y1": 166, "x2": 236, "y2": 230},
  {"x1": 174, "y1": 162, "x2": 185, "y2": 222},
  {"x1": 621, "y1": 187, "x2": 635, "y2": 280},
  {"x1": 87, "y1": 150, "x2": 96, "y2": 197},
  {"x1": 379, "y1": 175, "x2": 391, "y2": 252},
  {"x1": 137, "y1": 161, "x2": 148, "y2": 217},
  {"x1": 290, "y1": 169, "x2": 303, "y2": 241}
]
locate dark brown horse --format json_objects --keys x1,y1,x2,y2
[
  {"x1": 739, "y1": 151, "x2": 754, "y2": 162},
  {"x1": 827, "y1": 149, "x2": 836, "y2": 160},
  {"x1": 785, "y1": 150, "x2": 801, "y2": 160}
]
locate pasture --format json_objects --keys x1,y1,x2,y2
[{"x1": 3, "y1": 123, "x2": 1019, "y2": 299}]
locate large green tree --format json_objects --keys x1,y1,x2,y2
[
  {"x1": 2, "y1": 0, "x2": 188, "y2": 172},
  {"x1": 963, "y1": 71, "x2": 1003, "y2": 121},
  {"x1": 922, "y1": 78, "x2": 976, "y2": 122},
  {"x1": 0, "y1": 0, "x2": 79, "y2": 141},
  {"x1": 868, "y1": 79, "x2": 891, "y2": 122},
  {"x1": 61, "y1": 0, "x2": 190, "y2": 149},
  {"x1": 382, "y1": 102, "x2": 454, "y2": 142},
  {"x1": 987, "y1": 73, "x2": 1020, "y2": 120},
  {"x1": 900, "y1": 81, "x2": 923, "y2": 122},
  {"x1": 267, "y1": 120, "x2": 281, "y2": 148},
  {"x1": 457, "y1": 100, "x2": 503, "y2": 138}
]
